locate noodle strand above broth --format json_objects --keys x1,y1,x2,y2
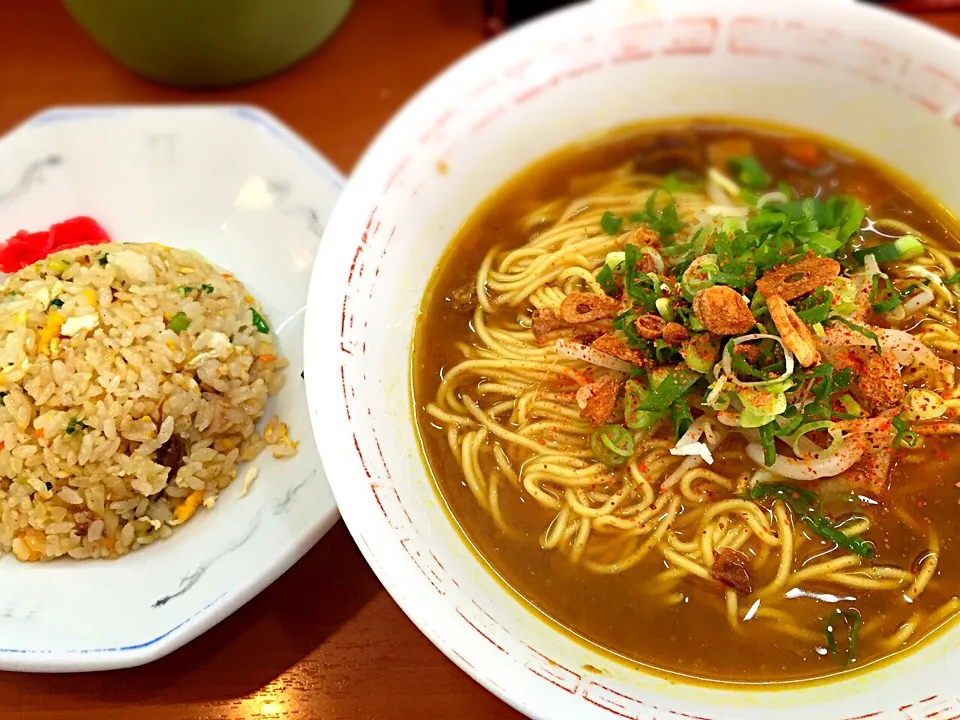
[{"x1": 414, "y1": 120, "x2": 960, "y2": 683}]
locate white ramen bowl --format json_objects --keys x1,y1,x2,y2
[
  {"x1": 305, "y1": 1, "x2": 960, "y2": 717},
  {"x1": 0, "y1": 106, "x2": 342, "y2": 671}
]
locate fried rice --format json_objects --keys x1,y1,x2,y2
[{"x1": 0, "y1": 242, "x2": 292, "y2": 561}]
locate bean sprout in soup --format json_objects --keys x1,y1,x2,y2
[{"x1": 413, "y1": 118, "x2": 960, "y2": 683}]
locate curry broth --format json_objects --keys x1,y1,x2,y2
[{"x1": 412, "y1": 118, "x2": 960, "y2": 684}]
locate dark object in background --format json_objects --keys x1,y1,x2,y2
[
  {"x1": 881, "y1": 0, "x2": 960, "y2": 10},
  {"x1": 483, "y1": 0, "x2": 959, "y2": 35},
  {"x1": 484, "y1": 0, "x2": 578, "y2": 36}
]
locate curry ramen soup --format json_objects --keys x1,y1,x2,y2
[{"x1": 413, "y1": 119, "x2": 960, "y2": 684}]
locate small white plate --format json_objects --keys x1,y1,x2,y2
[{"x1": 0, "y1": 105, "x2": 342, "y2": 671}]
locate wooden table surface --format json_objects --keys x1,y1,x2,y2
[{"x1": 0, "y1": 3, "x2": 958, "y2": 719}]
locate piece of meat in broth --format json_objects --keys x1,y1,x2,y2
[
  {"x1": 710, "y1": 548, "x2": 753, "y2": 594},
  {"x1": 591, "y1": 333, "x2": 648, "y2": 367},
  {"x1": 577, "y1": 374, "x2": 621, "y2": 427},
  {"x1": 840, "y1": 430, "x2": 895, "y2": 499}
]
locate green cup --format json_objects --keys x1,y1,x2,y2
[{"x1": 63, "y1": 0, "x2": 353, "y2": 88}]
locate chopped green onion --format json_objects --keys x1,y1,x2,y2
[
  {"x1": 604, "y1": 252, "x2": 626, "y2": 271},
  {"x1": 900, "y1": 431, "x2": 920, "y2": 448},
  {"x1": 654, "y1": 339, "x2": 678, "y2": 365},
  {"x1": 600, "y1": 211, "x2": 624, "y2": 236},
  {"x1": 741, "y1": 406, "x2": 779, "y2": 430},
  {"x1": 611, "y1": 310, "x2": 644, "y2": 351},
  {"x1": 635, "y1": 366, "x2": 700, "y2": 412},
  {"x1": 833, "y1": 368, "x2": 854, "y2": 392},
  {"x1": 65, "y1": 418, "x2": 87, "y2": 435},
  {"x1": 251, "y1": 308, "x2": 270, "y2": 334},
  {"x1": 681, "y1": 254, "x2": 719, "y2": 300},
  {"x1": 795, "y1": 298, "x2": 833, "y2": 325},
  {"x1": 726, "y1": 156, "x2": 770, "y2": 190},
  {"x1": 97, "y1": 254, "x2": 108, "y2": 266},
  {"x1": 789, "y1": 420, "x2": 839, "y2": 457},
  {"x1": 758, "y1": 422, "x2": 776, "y2": 466},
  {"x1": 663, "y1": 170, "x2": 703, "y2": 193},
  {"x1": 750, "y1": 482, "x2": 817, "y2": 513},
  {"x1": 669, "y1": 400, "x2": 694, "y2": 440},
  {"x1": 178, "y1": 284, "x2": 216, "y2": 296},
  {"x1": 892, "y1": 414, "x2": 920, "y2": 449},
  {"x1": 869, "y1": 274, "x2": 902, "y2": 314},
  {"x1": 774, "y1": 409, "x2": 804, "y2": 438},
  {"x1": 627, "y1": 190, "x2": 685, "y2": 240},
  {"x1": 824, "y1": 276, "x2": 857, "y2": 315},
  {"x1": 803, "y1": 516, "x2": 875, "y2": 557},
  {"x1": 168, "y1": 312, "x2": 190, "y2": 332},
  {"x1": 655, "y1": 297, "x2": 674, "y2": 322},
  {"x1": 682, "y1": 333, "x2": 720, "y2": 374},
  {"x1": 837, "y1": 394, "x2": 864, "y2": 418},
  {"x1": 596, "y1": 264, "x2": 616, "y2": 295},
  {"x1": 852, "y1": 235, "x2": 924, "y2": 264},
  {"x1": 749, "y1": 482, "x2": 874, "y2": 557},
  {"x1": 728, "y1": 351, "x2": 769, "y2": 382},
  {"x1": 49, "y1": 298, "x2": 64, "y2": 309},
  {"x1": 624, "y1": 382, "x2": 665, "y2": 429},
  {"x1": 590, "y1": 425, "x2": 634, "y2": 466},
  {"x1": 824, "y1": 609, "x2": 862, "y2": 667},
  {"x1": 872, "y1": 294, "x2": 902, "y2": 314},
  {"x1": 622, "y1": 245, "x2": 660, "y2": 311},
  {"x1": 738, "y1": 387, "x2": 787, "y2": 424}
]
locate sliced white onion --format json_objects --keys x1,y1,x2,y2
[
  {"x1": 792, "y1": 426, "x2": 843, "y2": 460},
  {"x1": 750, "y1": 468, "x2": 778, "y2": 486},
  {"x1": 715, "y1": 410, "x2": 740, "y2": 427},
  {"x1": 641, "y1": 246, "x2": 665, "y2": 274},
  {"x1": 863, "y1": 253, "x2": 884, "y2": 281},
  {"x1": 906, "y1": 265, "x2": 947, "y2": 290},
  {"x1": 719, "y1": 334, "x2": 795, "y2": 387},
  {"x1": 702, "y1": 419, "x2": 721, "y2": 448},
  {"x1": 675, "y1": 417, "x2": 706, "y2": 447},
  {"x1": 756, "y1": 191, "x2": 789, "y2": 208},
  {"x1": 903, "y1": 287, "x2": 935, "y2": 314},
  {"x1": 705, "y1": 205, "x2": 750, "y2": 218},
  {"x1": 906, "y1": 265, "x2": 954, "y2": 306},
  {"x1": 873, "y1": 326, "x2": 938, "y2": 364},
  {"x1": 876, "y1": 332, "x2": 919, "y2": 367},
  {"x1": 705, "y1": 376, "x2": 727, "y2": 406},
  {"x1": 875, "y1": 328, "x2": 954, "y2": 383},
  {"x1": 670, "y1": 441, "x2": 715, "y2": 464},
  {"x1": 831, "y1": 413, "x2": 896, "y2": 436},
  {"x1": 707, "y1": 168, "x2": 740, "y2": 203},
  {"x1": 555, "y1": 338, "x2": 633, "y2": 374},
  {"x1": 745, "y1": 437, "x2": 867, "y2": 481}
]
